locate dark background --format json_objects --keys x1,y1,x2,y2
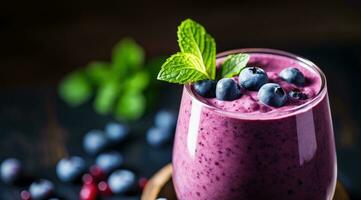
[{"x1": 0, "y1": 0, "x2": 361, "y2": 199}]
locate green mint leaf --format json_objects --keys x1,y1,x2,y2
[
  {"x1": 221, "y1": 53, "x2": 250, "y2": 78},
  {"x1": 58, "y1": 71, "x2": 92, "y2": 107},
  {"x1": 157, "y1": 53, "x2": 209, "y2": 84},
  {"x1": 177, "y1": 19, "x2": 216, "y2": 79},
  {"x1": 112, "y1": 38, "x2": 144, "y2": 74},
  {"x1": 115, "y1": 91, "x2": 145, "y2": 121},
  {"x1": 93, "y1": 79, "x2": 120, "y2": 114},
  {"x1": 85, "y1": 61, "x2": 111, "y2": 84}
]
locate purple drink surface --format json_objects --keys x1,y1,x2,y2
[
  {"x1": 172, "y1": 50, "x2": 337, "y2": 200},
  {"x1": 202, "y1": 53, "x2": 322, "y2": 116}
]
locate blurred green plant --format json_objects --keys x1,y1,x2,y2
[{"x1": 58, "y1": 38, "x2": 165, "y2": 121}]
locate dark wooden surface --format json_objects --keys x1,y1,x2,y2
[{"x1": 0, "y1": 87, "x2": 177, "y2": 199}]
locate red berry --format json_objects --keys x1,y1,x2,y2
[
  {"x1": 82, "y1": 173, "x2": 94, "y2": 185},
  {"x1": 89, "y1": 165, "x2": 105, "y2": 182},
  {"x1": 97, "y1": 181, "x2": 112, "y2": 196},
  {"x1": 20, "y1": 190, "x2": 32, "y2": 200},
  {"x1": 138, "y1": 177, "x2": 148, "y2": 190},
  {"x1": 80, "y1": 183, "x2": 98, "y2": 200}
]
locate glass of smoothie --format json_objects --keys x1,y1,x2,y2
[{"x1": 172, "y1": 48, "x2": 337, "y2": 200}]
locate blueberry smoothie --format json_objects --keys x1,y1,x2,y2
[{"x1": 172, "y1": 49, "x2": 337, "y2": 200}]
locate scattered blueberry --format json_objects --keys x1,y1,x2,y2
[
  {"x1": 56, "y1": 156, "x2": 86, "y2": 182},
  {"x1": 29, "y1": 179, "x2": 54, "y2": 200},
  {"x1": 289, "y1": 89, "x2": 308, "y2": 100},
  {"x1": 146, "y1": 127, "x2": 172, "y2": 147},
  {"x1": 108, "y1": 169, "x2": 136, "y2": 194},
  {"x1": 279, "y1": 67, "x2": 305, "y2": 86},
  {"x1": 193, "y1": 80, "x2": 217, "y2": 98},
  {"x1": 239, "y1": 67, "x2": 269, "y2": 90},
  {"x1": 83, "y1": 130, "x2": 108, "y2": 155},
  {"x1": 105, "y1": 122, "x2": 129, "y2": 144},
  {"x1": 216, "y1": 78, "x2": 242, "y2": 101},
  {"x1": 95, "y1": 151, "x2": 123, "y2": 174},
  {"x1": 0, "y1": 158, "x2": 23, "y2": 185},
  {"x1": 258, "y1": 83, "x2": 287, "y2": 107},
  {"x1": 154, "y1": 110, "x2": 177, "y2": 131}
]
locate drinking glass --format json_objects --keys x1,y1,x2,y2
[{"x1": 172, "y1": 49, "x2": 337, "y2": 200}]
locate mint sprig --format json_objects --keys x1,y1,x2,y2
[
  {"x1": 157, "y1": 19, "x2": 216, "y2": 83},
  {"x1": 221, "y1": 53, "x2": 250, "y2": 78}
]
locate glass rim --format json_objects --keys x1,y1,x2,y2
[{"x1": 184, "y1": 48, "x2": 328, "y2": 120}]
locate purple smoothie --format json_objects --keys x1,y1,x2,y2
[{"x1": 172, "y1": 49, "x2": 337, "y2": 200}]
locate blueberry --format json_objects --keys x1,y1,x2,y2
[
  {"x1": 258, "y1": 83, "x2": 287, "y2": 107},
  {"x1": 216, "y1": 78, "x2": 242, "y2": 101},
  {"x1": 108, "y1": 169, "x2": 136, "y2": 194},
  {"x1": 83, "y1": 130, "x2": 108, "y2": 155},
  {"x1": 289, "y1": 89, "x2": 307, "y2": 100},
  {"x1": 146, "y1": 127, "x2": 172, "y2": 147},
  {"x1": 154, "y1": 110, "x2": 177, "y2": 130},
  {"x1": 56, "y1": 156, "x2": 86, "y2": 182},
  {"x1": 96, "y1": 151, "x2": 123, "y2": 174},
  {"x1": 239, "y1": 67, "x2": 269, "y2": 90},
  {"x1": 193, "y1": 80, "x2": 217, "y2": 98},
  {"x1": 279, "y1": 67, "x2": 305, "y2": 86},
  {"x1": 0, "y1": 158, "x2": 23, "y2": 184},
  {"x1": 29, "y1": 179, "x2": 54, "y2": 200},
  {"x1": 105, "y1": 122, "x2": 129, "y2": 144}
]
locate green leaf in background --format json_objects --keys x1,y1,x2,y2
[
  {"x1": 93, "y1": 79, "x2": 120, "y2": 114},
  {"x1": 157, "y1": 53, "x2": 209, "y2": 84},
  {"x1": 112, "y1": 38, "x2": 144, "y2": 74},
  {"x1": 85, "y1": 61, "x2": 111, "y2": 84},
  {"x1": 221, "y1": 53, "x2": 250, "y2": 78},
  {"x1": 59, "y1": 37, "x2": 161, "y2": 121},
  {"x1": 177, "y1": 19, "x2": 216, "y2": 79},
  {"x1": 115, "y1": 91, "x2": 145, "y2": 121},
  {"x1": 124, "y1": 71, "x2": 150, "y2": 92},
  {"x1": 58, "y1": 71, "x2": 92, "y2": 107}
]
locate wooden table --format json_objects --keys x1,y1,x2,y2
[{"x1": 142, "y1": 164, "x2": 349, "y2": 200}]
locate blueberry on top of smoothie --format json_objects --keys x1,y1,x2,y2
[
  {"x1": 279, "y1": 67, "x2": 305, "y2": 86},
  {"x1": 216, "y1": 78, "x2": 242, "y2": 101},
  {"x1": 239, "y1": 67, "x2": 268, "y2": 91},
  {"x1": 193, "y1": 80, "x2": 217, "y2": 98},
  {"x1": 289, "y1": 89, "x2": 308, "y2": 100},
  {"x1": 258, "y1": 83, "x2": 287, "y2": 107}
]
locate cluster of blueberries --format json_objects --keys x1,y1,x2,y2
[
  {"x1": 194, "y1": 67, "x2": 307, "y2": 107},
  {"x1": 0, "y1": 110, "x2": 177, "y2": 200}
]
